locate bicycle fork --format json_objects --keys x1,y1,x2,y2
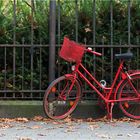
[{"x1": 59, "y1": 76, "x2": 76, "y2": 100}]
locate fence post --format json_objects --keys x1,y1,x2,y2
[{"x1": 49, "y1": 0, "x2": 56, "y2": 83}]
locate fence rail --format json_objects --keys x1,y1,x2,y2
[{"x1": 0, "y1": 44, "x2": 139, "y2": 100}]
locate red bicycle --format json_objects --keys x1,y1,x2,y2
[{"x1": 43, "y1": 37, "x2": 140, "y2": 120}]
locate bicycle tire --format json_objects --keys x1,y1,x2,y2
[
  {"x1": 117, "y1": 74, "x2": 140, "y2": 119},
  {"x1": 43, "y1": 75, "x2": 81, "y2": 119}
]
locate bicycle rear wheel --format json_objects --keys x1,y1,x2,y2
[
  {"x1": 118, "y1": 74, "x2": 140, "y2": 119},
  {"x1": 43, "y1": 75, "x2": 81, "y2": 119}
]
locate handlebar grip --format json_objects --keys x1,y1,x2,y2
[
  {"x1": 92, "y1": 51, "x2": 102, "y2": 56},
  {"x1": 86, "y1": 48, "x2": 102, "y2": 56}
]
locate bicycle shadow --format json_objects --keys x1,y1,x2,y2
[{"x1": 71, "y1": 103, "x2": 124, "y2": 119}]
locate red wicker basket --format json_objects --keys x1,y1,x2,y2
[{"x1": 59, "y1": 37, "x2": 85, "y2": 63}]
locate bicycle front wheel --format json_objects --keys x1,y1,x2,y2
[
  {"x1": 118, "y1": 74, "x2": 140, "y2": 119},
  {"x1": 43, "y1": 75, "x2": 81, "y2": 119}
]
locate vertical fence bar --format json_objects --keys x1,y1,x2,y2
[
  {"x1": 75, "y1": 0, "x2": 78, "y2": 42},
  {"x1": 101, "y1": 38, "x2": 104, "y2": 80},
  {"x1": 49, "y1": 0, "x2": 56, "y2": 83},
  {"x1": 57, "y1": 0, "x2": 61, "y2": 78},
  {"x1": 13, "y1": 0, "x2": 16, "y2": 44},
  {"x1": 31, "y1": 0, "x2": 34, "y2": 97},
  {"x1": 110, "y1": 0, "x2": 113, "y2": 82},
  {"x1": 39, "y1": 39, "x2": 42, "y2": 90},
  {"x1": 127, "y1": 0, "x2": 131, "y2": 71},
  {"x1": 39, "y1": 39, "x2": 42, "y2": 98},
  {"x1": 102, "y1": 48, "x2": 104, "y2": 80},
  {"x1": 110, "y1": 0, "x2": 113, "y2": 46},
  {"x1": 57, "y1": 0, "x2": 60, "y2": 45},
  {"x1": 128, "y1": 0, "x2": 131, "y2": 46},
  {"x1": 84, "y1": 39, "x2": 87, "y2": 91},
  {"x1": 22, "y1": 38, "x2": 24, "y2": 90},
  {"x1": 22, "y1": 38, "x2": 25, "y2": 98},
  {"x1": 119, "y1": 40, "x2": 122, "y2": 54},
  {"x1": 136, "y1": 37, "x2": 139, "y2": 70},
  {"x1": 137, "y1": 47, "x2": 139, "y2": 69},
  {"x1": 93, "y1": 0, "x2": 96, "y2": 45},
  {"x1": 93, "y1": 0, "x2": 96, "y2": 77},
  {"x1": 13, "y1": 0, "x2": 16, "y2": 97},
  {"x1": 4, "y1": 47, "x2": 7, "y2": 97}
]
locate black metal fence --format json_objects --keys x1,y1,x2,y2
[{"x1": 0, "y1": 0, "x2": 140, "y2": 100}]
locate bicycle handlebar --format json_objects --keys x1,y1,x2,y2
[{"x1": 85, "y1": 48, "x2": 102, "y2": 56}]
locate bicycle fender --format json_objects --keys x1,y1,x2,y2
[
  {"x1": 64, "y1": 74, "x2": 82, "y2": 85},
  {"x1": 114, "y1": 71, "x2": 140, "y2": 100},
  {"x1": 64, "y1": 74, "x2": 83, "y2": 94},
  {"x1": 114, "y1": 79, "x2": 125, "y2": 100},
  {"x1": 64, "y1": 74, "x2": 74, "y2": 78},
  {"x1": 65, "y1": 74, "x2": 81, "y2": 83},
  {"x1": 128, "y1": 70, "x2": 140, "y2": 76}
]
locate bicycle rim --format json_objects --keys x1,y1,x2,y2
[
  {"x1": 118, "y1": 74, "x2": 140, "y2": 119},
  {"x1": 43, "y1": 76, "x2": 81, "y2": 119}
]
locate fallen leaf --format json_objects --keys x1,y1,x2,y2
[
  {"x1": 17, "y1": 137, "x2": 32, "y2": 140},
  {"x1": 89, "y1": 123, "x2": 99, "y2": 130},
  {"x1": 15, "y1": 118, "x2": 29, "y2": 123},
  {"x1": 37, "y1": 133, "x2": 46, "y2": 136},
  {"x1": 42, "y1": 118, "x2": 52, "y2": 123},
  {"x1": 52, "y1": 121, "x2": 61, "y2": 125},
  {"x1": 32, "y1": 116, "x2": 43, "y2": 121},
  {"x1": 85, "y1": 27, "x2": 92, "y2": 33},
  {"x1": 87, "y1": 118, "x2": 94, "y2": 122},
  {"x1": 46, "y1": 127, "x2": 56, "y2": 130},
  {"x1": 0, "y1": 118, "x2": 14, "y2": 123},
  {"x1": 75, "y1": 119, "x2": 83, "y2": 123},
  {"x1": 31, "y1": 125, "x2": 41, "y2": 129},
  {"x1": 64, "y1": 116, "x2": 72, "y2": 123},
  {"x1": 89, "y1": 125, "x2": 94, "y2": 131},
  {"x1": 127, "y1": 134, "x2": 132, "y2": 137},
  {"x1": 0, "y1": 123, "x2": 13, "y2": 129},
  {"x1": 117, "y1": 134, "x2": 123, "y2": 136},
  {"x1": 95, "y1": 133, "x2": 110, "y2": 139}
]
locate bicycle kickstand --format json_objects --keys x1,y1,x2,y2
[
  {"x1": 107, "y1": 102, "x2": 114, "y2": 122},
  {"x1": 110, "y1": 103, "x2": 114, "y2": 122}
]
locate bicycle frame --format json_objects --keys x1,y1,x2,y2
[
  {"x1": 44, "y1": 37, "x2": 140, "y2": 120},
  {"x1": 68, "y1": 60, "x2": 138, "y2": 104}
]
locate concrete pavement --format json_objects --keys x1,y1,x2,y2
[{"x1": 0, "y1": 117, "x2": 140, "y2": 140}]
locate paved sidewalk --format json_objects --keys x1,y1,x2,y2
[{"x1": 0, "y1": 117, "x2": 140, "y2": 140}]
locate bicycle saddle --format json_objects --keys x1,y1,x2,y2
[{"x1": 115, "y1": 52, "x2": 133, "y2": 60}]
